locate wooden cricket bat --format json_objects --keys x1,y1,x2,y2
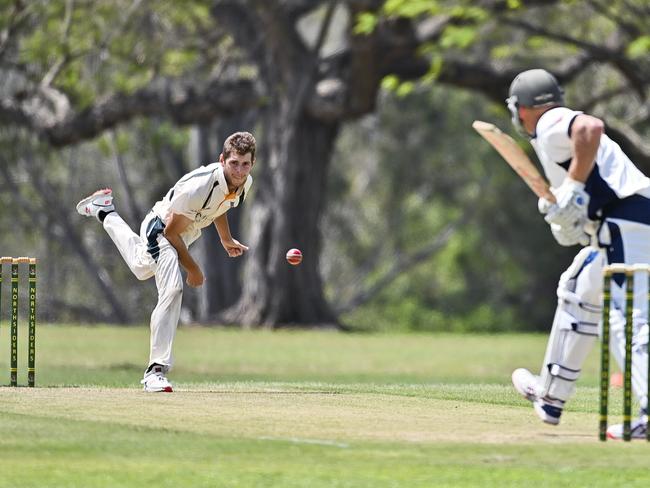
[{"x1": 472, "y1": 120, "x2": 556, "y2": 203}]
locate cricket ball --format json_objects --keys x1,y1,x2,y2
[
  {"x1": 610, "y1": 371, "x2": 623, "y2": 388},
  {"x1": 286, "y1": 248, "x2": 303, "y2": 266}
]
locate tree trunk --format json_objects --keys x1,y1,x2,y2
[{"x1": 225, "y1": 111, "x2": 340, "y2": 328}]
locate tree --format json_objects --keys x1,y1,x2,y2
[{"x1": 1, "y1": 0, "x2": 648, "y2": 329}]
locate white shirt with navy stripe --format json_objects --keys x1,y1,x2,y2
[
  {"x1": 152, "y1": 162, "x2": 252, "y2": 246},
  {"x1": 531, "y1": 107, "x2": 650, "y2": 222}
]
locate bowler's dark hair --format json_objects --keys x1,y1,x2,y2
[{"x1": 223, "y1": 132, "x2": 256, "y2": 161}]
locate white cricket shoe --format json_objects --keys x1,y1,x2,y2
[
  {"x1": 512, "y1": 368, "x2": 563, "y2": 425},
  {"x1": 512, "y1": 368, "x2": 544, "y2": 401},
  {"x1": 141, "y1": 365, "x2": 173, "y2": 393},
  {"x1": 606, "y1": 414, "x2": 648, "y2": 440},
  {"x1": 76, "y1": 188, "x2": 114, "y2": 222},
  {"x1": 532, "y1": 398, "x2": 563, "y2": 425}
]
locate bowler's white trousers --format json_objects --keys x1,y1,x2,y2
[{"x1": 103, "y1": 211, "x2": 183, "y2": 370}]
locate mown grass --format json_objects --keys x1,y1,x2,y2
[
  {"x1": 0, "y1": 325, "x2": 647, "y2": 488},
  {"x1": 0, "y1": 324, "x2": 602, "y2": 386}
]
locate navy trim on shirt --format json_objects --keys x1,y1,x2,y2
[
  {"x1": 145, "y1": 216, "x2": 166, "y2": 263},
  {"x1": 567, "y1": 114, "x2": 579, "y2": 137},
  {"x1": 201, "y1": 180, "x2": 219, "y2": 210},
  {"x1": 179, "y1": 168, "x2": 215, "y2": 183}
]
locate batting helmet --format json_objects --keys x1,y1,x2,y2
[
  {"x1": 508, "y1": 69, "x2": 564, "y2": 107},
  {"x1": 506, "y1": 69, "x2": 564, "y2": 134}
]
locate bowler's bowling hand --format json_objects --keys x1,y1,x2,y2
[
  {"x1": 221, "y1": 238, "x2": 249, "y2": 258},
  {"x1": 186, "y1": 267, "x2": 205, "y2": 287}
]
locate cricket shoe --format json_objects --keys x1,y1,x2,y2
[
  {"x1": 532, "y1": 397, "x2": 563, "y2": 425},
  {"x1": 512, "y1": 368, "x2": 544, "y2": 402},
  {"x1": 76, "y1": 188, "x2": 114, "y2": 222},
  {"x1": 141, "y1": 365, "x2": 173, "y2": 393},
  {"x1": 606, "y1": 414, "x2": 648, "y2": 440},
  {"x1": 512, "y1": 368, "x2": 563, "y2": 425}
]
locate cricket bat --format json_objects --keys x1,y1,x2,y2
[{"x1": 472, "y1": 120, "x2": 556, "y2": 204}]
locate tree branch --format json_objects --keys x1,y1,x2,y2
[
  {"x1": 39, "y1": 0, "x2": 74, "y2": 89},
  {"x1": 0, "y1": 1, "x2": 33, "y2": 61},
  {"x1": 287, "y1": 1, "x2": 338, "y2": 129},
  {"x1": 335, "y1": 208, "x2": 473, "y2": 314},
  {"x1": 604, "y1": 122, "x2": 650, "y2": 170},
  {"x1": 501, "y1": 17, "x2": 647, "y2": 97},
  {"x1": 0, "y1": 76, "x2": 260, "y2": 146},
  {"x1": 580, "y1": 85, "x2": 631, "y2": 113},
  {"x1": 585, "y1": 0, "x2": 641, "y2": 38}
]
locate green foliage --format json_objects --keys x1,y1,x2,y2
[
  {"x1": 327, "y1": 86, "x2": 572, "y2": 333},
  {"x1": 335, "y1": 0, "x2": 650, "y2": 333},
  {"x1": 148, "y1": 120, "x2": 191, "y2": 152},
  {"x1": 56, "y1": 61, "x2": 96, "y2": 107},
  {"x1": 356, "y1": 0, "x2": 489, "y2": 50},
  {"x1": 354, "y1": 12, "x2": 378, "y2": 35},
  {"x1": 627, "y1": 35, "x2": 650, "y2": 58},
  {"x1": 381, "y1": 75, "x2": 424, "y2": 99},
  {"x1": 380, "y1": 74, "x2": 400, "y2": 91},
  {"x1": 364, "y1": 0, "x2": 648, "y2": 103},
  {"x1": 448, "y1": 5, "x2": 488, "y2": 22},
  {"x1": 383, "y1": 0, "x2": 440, "y2": 17},
  {"x1": 162, "y1": 49, "x2": 199, "y2": 76},
  {"x1": 439, "y1": 25, "x2": 477, "y2": 49},
  {"x1": 7, "y1": 0, "x2": 216, "y2": 105},
  {"x1": 97, "y1": 135, "x2": 113, "y2": 157},
  {"x1": 525, "y1": 36, "x2": 547, "y2": 49},
  {"x1": 112, "y1": 69, "x2": 154, "y2": 94},
  {"x1": 381, "y1": 0, "x2": 489, "y2": 20},
  {"x1": 490, "y1": 44, "x2": 515, "y2": 59},
  {"x1": 395, "y1": 80, "x2": 415, "y2": 97},
  {"x1": 382, "y1": 0, "x2": 489, "y2": 21}
]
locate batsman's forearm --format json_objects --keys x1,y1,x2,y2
[
  {"x1": 165, "y1": 233, "x2": 199, "y2": 272},
  {"x1": 569, "y1": 145, "x2": 598, "y2": 182}
]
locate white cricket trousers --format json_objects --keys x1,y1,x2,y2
[{"x1": 103, "y1": 211, "x2": 183, "y2": 371}]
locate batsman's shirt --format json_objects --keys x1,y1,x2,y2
[
  {"x1": 530, "y1": 107, "x2": 650, "y2": 222},
  {"x1": 151, "y1": 163, "x2": 252, "y2": 246}
]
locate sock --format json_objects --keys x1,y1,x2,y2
[
  {"x1": 146, "y1": 363, "x2": 165, "y2": 374},
  {"x1": 97, "y1": 209, "x2": 114, "y2": 222}
]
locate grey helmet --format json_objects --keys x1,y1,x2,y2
[{"x1": 506, "y1": 69, "x2": 564, "y2": 135}]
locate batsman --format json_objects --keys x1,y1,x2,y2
[{"x1": 505, "y1": 69, "x2": 650, "y2": 439}]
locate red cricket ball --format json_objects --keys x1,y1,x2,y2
[{"x1": 286, "y1": 248, "x2": 303, "y2": 266}]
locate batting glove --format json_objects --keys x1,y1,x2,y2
[{"x1": 544, "y1": 178, "x2": 590, "y2": 228}]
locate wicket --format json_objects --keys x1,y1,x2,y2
[
  {"x1": 600, "y1": 263, "x2": 650, "y2": 441},
  {"x1": 0, "y1": 257, "x2": 37, "y2": 387}
]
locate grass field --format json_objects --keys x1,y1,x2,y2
[{"x1": 0, "y1": 324, "x2": 649, "y2": 487}]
